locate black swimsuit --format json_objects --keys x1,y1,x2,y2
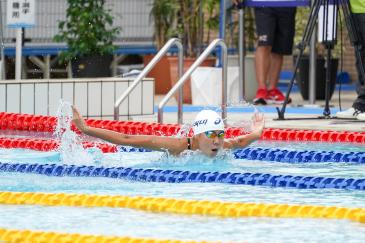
[{"x1": 187, "y1": 137, "x2": 192, "y2": 150}]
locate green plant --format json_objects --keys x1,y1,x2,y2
[
  {"x1": 177, "y1": 0, "x2": 219, "y2": 57},
  {"x1": 175, "y1": 0, "x2": 200, "y2": 57},
  {"x1": 150, "y1": 0, "x2": 179, "y2": 50},
  {"x1": 294, "y1": 7, "x2": 310, "y2": 52},
  {"x1": 244, "y1": 8, "x2": 256, "y2": 52},
  {"x1": 54, "y1": 0, "x2": 120, "y2": 62},
  {"x1": 150, "y1": 0, "x2": 219, "y2": 57},
  {"x1": 225, "y1": 6, "x2": 256, "y2": 53},
  {"x1": 203, "y1": 0, "x2": 220, "y2": 44}
]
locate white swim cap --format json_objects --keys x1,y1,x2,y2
[{"x1": 192, "y1": 110, "x2": 224, "y2": 135}]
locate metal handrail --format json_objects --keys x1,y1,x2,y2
[
  {"x1": 114, "y1": 38, "x2": 183, "y2": 120},
  {"x1": 158, "y1": 39, "x2": 228, "y2": 124},
  {"x1": 0, "y1": 1, "x2": 5, "y2": 79}
]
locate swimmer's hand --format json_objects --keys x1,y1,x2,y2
[
  {"x1": 224, "y1": 112, "x2": 265, "y2": 149},
  {"x1": 251, "y1": 113, "x2": 265, "y2": 138},
  {"x1": 72, "y1": 106, "x2": 89, "y2": 133}
]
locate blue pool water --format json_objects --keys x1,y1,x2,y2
[
  {"x1": 1, "y1": 138, "x2": 365, "y2": 242},
  {"x1": 1, "y1": 204, "x2": 363, "y2": 242}
]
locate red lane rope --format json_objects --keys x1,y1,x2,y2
[
  {"x1": 0, "y1": 112, "x2": 364, "y2": 143},
  {"x1": 0, "y1": 137, "x2": 117, "y2": 153}
]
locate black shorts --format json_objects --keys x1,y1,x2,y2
[{"x1": 254, "y1": 7, "x2": 297, "y2": 55}]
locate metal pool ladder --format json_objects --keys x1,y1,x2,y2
[
  {"x1": 158, "y1": 38, "x2": 228, "y2": 124},
  {"x1": 114, "y1": 38, "x2": 183, "y2": 120}
]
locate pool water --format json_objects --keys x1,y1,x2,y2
[
  {"x1": 1, "y1": 172, "x2": 365, "y2": 208},
  {"x1": 0, "y1": 204, "x2": 363, "y2": 242},
  {"x1": 1, "y1": 143, "x2": 365, "y2": 178},
  {"x1": 1, "y1": 138, "x2": 365, "y2": 242}
]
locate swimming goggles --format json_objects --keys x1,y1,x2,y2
[{"x1": 204, "y1": 130, "x2": 225, "y2": 139}]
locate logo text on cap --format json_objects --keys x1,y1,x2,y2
[{"x1": 193, "y1": 119, "x2": 208, "y2": 127}]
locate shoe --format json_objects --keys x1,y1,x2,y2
[
  {"x1": 357, "y1": 113, "x2": 365, "y2": 120},
  {"x1": 336, "y1": 108, "x2": 362, "y2": 119},
  {"x1": 253, "y1": 88, "x2": 268, "y2": 105},
  {"x1": 267, "y1": 88, "x2": 291, "y2": 104}
]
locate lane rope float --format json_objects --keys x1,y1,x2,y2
[
  {"x1": 0, "y1": 227, "x2": 208, "y2": 243},
  {"x1": 2, "y1": 137, "x2": 365, "y2": 164},
  {"x1": 1, "y1": 162, "x2": 365, "y2": 191},
  {"x1": 0, "y1": 191, "x2": 364, "y2": 223},
  {"x1": 1, "y1": 112, "x2": 365, "y2": 143}
]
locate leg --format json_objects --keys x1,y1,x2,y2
[
  {"x1": 267, "y1": 52, "x2": 286, "y2": 104},
  {"x1": 352, "y1": 13, "x2": 365, "y2": 112},
  {"x1": 268, "y1": 7, "x2": 296, "y2": 104},
  {"x1": 255, "y1": 45, "x2": 272, "y2": 89},
  {"x1": 337, "y1": 12, "x2": 365, "y2": 119},
  {"x1": 267, "y1": 52, "x2": 283, "y2": 90},
  {"x1": 253, "y1": 7, "x2": 276, "y2": 105}
]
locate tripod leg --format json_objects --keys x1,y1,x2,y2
[
  {"x1": 321, "y1": 0, "x2": 338, "y2": 118},
  {"x1": 277, "y1": 0, "x2": 323, "y2": 119},
  {"x1": 323, "y1": 46, "x2": 333, "y2": 117}
]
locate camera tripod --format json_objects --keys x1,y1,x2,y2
[{"x1": 276, "y1": 0, "x2": 365, "y2": 120}]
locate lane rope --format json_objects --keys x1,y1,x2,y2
[
  {"x1": 233, "y1": 148, "x2": 365, "y2": 163},
  {"x1": 0, "y1": 227, "x2": 207, "y2": 243},
  {"x1": 1, "y1": 162, "x2": 364, "y2": 191},
  {"x1": 1, "y1": 112, "x2": 365, "y2": 143},
  {"x1": 0, "y1": 191, "x2": 364, "y2": 223},
  {"x1": 2, "y1": 137, "x2": 365, "y2": 164}
]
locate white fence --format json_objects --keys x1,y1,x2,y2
[{"x1": 0, "y1": 77, "x2": 154, "y2": 119}]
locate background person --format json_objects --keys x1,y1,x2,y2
[
  {"x1": 336, "y1": 0, "x2": 365, "y2": 120},
  {"x1": 252, "y1": 6, "x2": 297, "y2": 105},
  {"x1": 72, "y1": 108, "x2": 265, "y2": 158}
]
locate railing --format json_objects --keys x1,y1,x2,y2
[
  {"x1": 158, "y1": 39, "x2": 228, "y2": 124},
  {"x1": 114, "y1": 38, "x2": 183, "y2": 120}
]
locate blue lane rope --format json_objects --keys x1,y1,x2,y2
[
  {"x1": 1, "y1": 162, "x2": 364, "y2": 191},
  {"x1": 118, "y1": 146, "x2": 365, "y2": 164},
  {"x1": 233, "y1": 148, "x2": 365, "y2": 163}
]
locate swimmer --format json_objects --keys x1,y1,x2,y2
[{"x1": 72, "y1": 107, "x2": 264, "y2": 157}]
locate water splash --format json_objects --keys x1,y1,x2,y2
[
  {"x1": 147, "y1": 149, "x2": 235, "y2": 172},
  {"x1": 53, "y1": 100, "x2": 95, "y2": 165},
  {"x1": 226, "y1": 98, "x2": 263, "y2": 112},
  {"x1": 174, "y1": 123, "x2": 192, "y2": 138},
  {"x1": 224, "y1": 100, "x2": 264, "y2": 133}
]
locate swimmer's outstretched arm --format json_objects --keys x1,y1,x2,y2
[
  {"x1": 224, "y1": 113, "x2": 265, "y2": 149},
  {"x1": 72, "y1": 106, "x2": 187, "y2": 155}
]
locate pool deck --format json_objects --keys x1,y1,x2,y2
[{"x1": 132, "y1": 88, "x2": 365, "y2": 132}]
